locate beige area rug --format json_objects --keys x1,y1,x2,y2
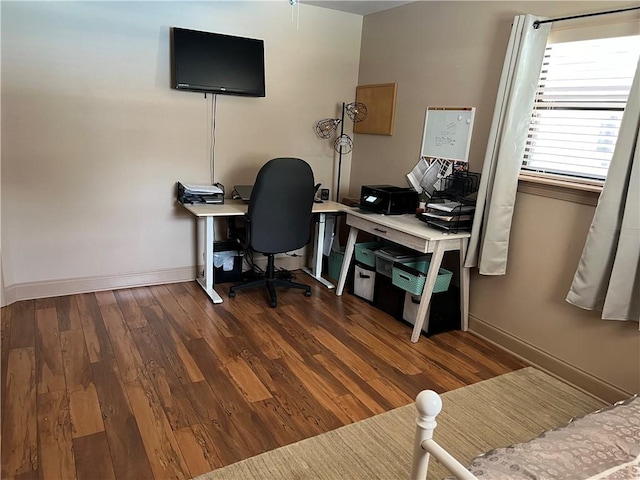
[{"x1": 195, "y1": 367, "x2": 606, "y2": 480}]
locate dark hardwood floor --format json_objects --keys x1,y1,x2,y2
[{"x1": 1, "y1": 274, "x2": 528, "y2": 479}]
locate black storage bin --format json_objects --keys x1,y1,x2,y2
[
  {"x1": 403, "y1": 286, "x2": 461, "y2": 337},
  {"x1": 213, "y1": 241, "x2": 243, "y2": 284},
  {"x1": 372, "y1": 273, "x2": 404, "y2": 320},
  {"x1": 427, "y1": 286, "x2": 462, "y2": 336}
]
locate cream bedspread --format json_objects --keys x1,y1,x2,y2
[{"x1": 468, "y1": 396, "x2": 640, "y2": 479}]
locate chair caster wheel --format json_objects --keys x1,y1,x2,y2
[
  {"x1": 229, "y1": 291, "x2": 236, "y2": 298},
  {"x1": 304, "y1": 290, "x2": 312, "y2": 297}
]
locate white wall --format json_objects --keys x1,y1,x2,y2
[{"x1": 1, "y1": 1, "x2": 362, "y2": 302}]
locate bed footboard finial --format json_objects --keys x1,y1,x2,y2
[
  {"x1": 411, "y1": 390, "x2": 443, "y2": 480},
  {"x1": 416, "y1": 390, "x2": 443, "y2": 427}
]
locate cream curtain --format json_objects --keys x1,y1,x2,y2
[
  {"x1": 566, "y1": 60, "x2": 640, "y2": 324},
  {"x1": 465, "y1": 15, "x2": 550, "y2": 274}
]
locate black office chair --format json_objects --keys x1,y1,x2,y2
[{"x1": 228, "y1": 158, "x2": 315, "y2": 307}]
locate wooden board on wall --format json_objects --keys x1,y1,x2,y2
[{"x1": 354, "y1": 83, "x2": 397, "y2": 135}]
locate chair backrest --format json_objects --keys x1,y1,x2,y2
[{"x1": 247, "y1": 158, "x2": 315, "y2": 254}]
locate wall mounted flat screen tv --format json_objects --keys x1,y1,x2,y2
[{"x1": 171, "y1": 27, "x2": 265, "y2": 97}]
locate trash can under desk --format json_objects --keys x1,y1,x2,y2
[{"x1": 213, "y1": 241, "x2": 243, "y2": 284}]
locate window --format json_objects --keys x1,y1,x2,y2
[{"x1": 522, "y1": 35, "x2": 640, "y2": 182}]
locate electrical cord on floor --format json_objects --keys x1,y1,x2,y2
[
  {"x1": 239, "y1": 245, "x2": 302, "y2": 281},
  {"x1": 275, "y1": 268, "x2": 295, "y2": 281},
  {"x1": 242, "y1": 247, "x2": 264, "y2": 276}
]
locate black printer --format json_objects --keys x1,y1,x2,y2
[{"x1": 359, "y1": 185, "x2": 418, "y2": 215}]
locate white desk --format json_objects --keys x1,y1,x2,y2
[
  {"x1": 182, "y1": 200, "x2": 346, "y2": 303},
  {"x1": 335, "y1": 208, "x2": 471, "y2": 342}
]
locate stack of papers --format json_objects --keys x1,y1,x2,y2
[
  {"x1": 420, "y1": 201, "x2": 476, "y2": 232},
  {"x1": 426, "y1": 201, "x2": 475, "y2": 213},
  {"x1": 177, "y1": 182, "x2": 225, "y2": 204},
  {"x1": 423, "y1": 211, "x2": 474, "y2": 222},
  {"x1": 181, "y1": 183, "x2": 224, "y2": 195},
  {"x1": 406, "y1": 158, "x2": 448, "y2": 197}
]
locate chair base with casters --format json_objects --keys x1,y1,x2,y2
[{"x1": 228, "y1": 254, "x2": 311, "y2": 308}]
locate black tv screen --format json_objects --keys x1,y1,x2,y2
[{"x1": 171, "y1": 27, "x2": 265, "y2": 97}]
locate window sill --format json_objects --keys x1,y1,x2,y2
[{"x1": 517, "y1": 173, "x2": 602, "y2": 206}]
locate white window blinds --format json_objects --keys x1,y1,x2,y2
[{"x1": 523, "y1": 35, "x2": 640, "y2": 181}]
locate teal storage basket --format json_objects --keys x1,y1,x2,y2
[
  {"x1": 328, "y1": 248, "x2": 345, "y2": 281},
  {"x1": 391, "y1": 260, "x2": 453, "y2": 296},
  {"x1": 354, "y1": 241, "x2": 385, "y2": 267}
]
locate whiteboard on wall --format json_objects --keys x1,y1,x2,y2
[{"x1": 420, "y1": 107, "x2": 475, "y2": 162}]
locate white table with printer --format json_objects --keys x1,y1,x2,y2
[{"x1": 335, "y1": 187, "x2": 471, "y2": 343}]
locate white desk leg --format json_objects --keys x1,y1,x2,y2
[
  {"x1": 459, "y1": 237, "x2": 470, "y2": 331},
  {"x1": 302, "y1": 212, "x2": 335, "y2": 289},
  {"x1": 196, "y1": 216, "x2": 223, "y2": 304},
  {"x1": 336, "y1": 226, "x2": 358, "y2": 296},
  {"x1": 411, "y1": 241, "x2": 445, "y2": 343}
]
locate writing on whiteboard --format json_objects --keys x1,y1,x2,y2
[{"x1": 420, "y1": 107, "x2": 475, "y2": 162}]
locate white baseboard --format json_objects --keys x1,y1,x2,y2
[
  {"x1": 2, "y1": 255, "x2": 309, "y2": 306},
  {"x1": 3, "y1": 285, "x2": 17, "y2": 307},
  {"x1": 468, "y1": 314, "x2": 632, "y2": 404},
  {"x1": 3, "y1": 266, "x2": 198, "y2": 304}
]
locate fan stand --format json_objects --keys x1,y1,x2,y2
[
  {"x1": 335, "y1": 102, "x2": 347, "y2": 203},
  {"x1": 315, "y1": 101, "x2": 366, "y2": 203},
  {"x1": 314, "y1": 101, "x2": 366, "y2": 258}
]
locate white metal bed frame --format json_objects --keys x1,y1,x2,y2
[
  {"x1": 411, "y1": 390, "x2": 478, "y2": 480},
  {"x1": 410, "y1": 389, "x2": 640, "y2": 480}
]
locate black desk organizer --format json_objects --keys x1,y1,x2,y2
[{"x1": 420, "y1": 171, "x2": 480, "y2": 233}]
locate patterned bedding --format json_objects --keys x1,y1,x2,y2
[{"x1": 467, "y1": 395, "x2": 640, "y2": 479}]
